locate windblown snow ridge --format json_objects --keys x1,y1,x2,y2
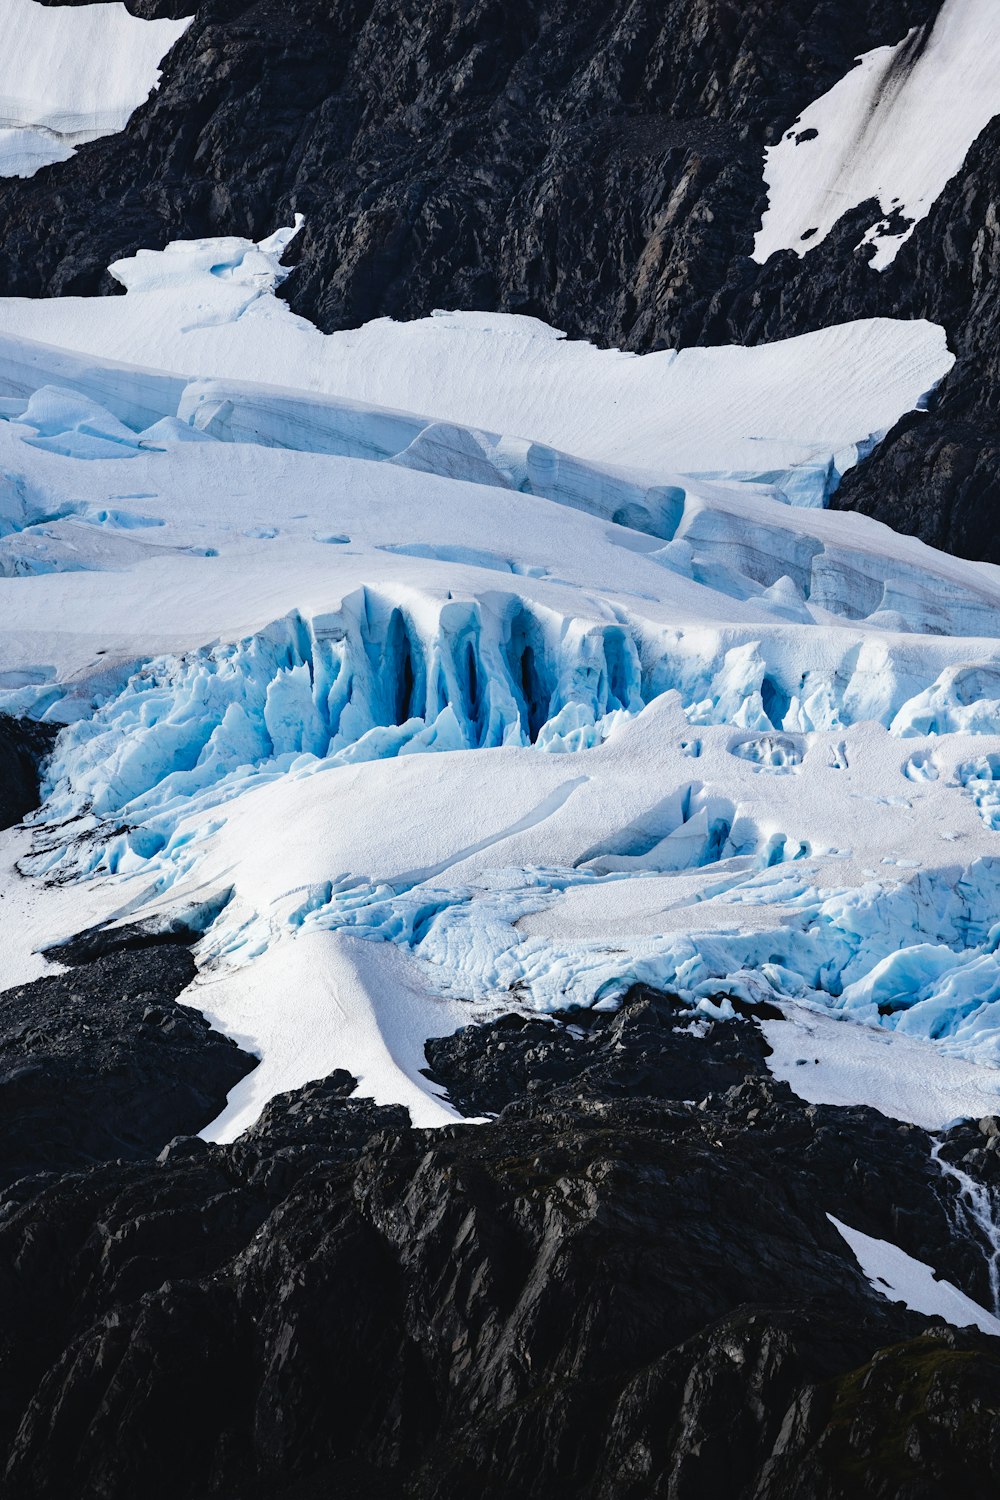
[{"x1": 0, "y1": 222, "x2": 954, "y2": 487}]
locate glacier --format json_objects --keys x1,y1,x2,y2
[{"x1": 4, "y1": 223, "x2": 1000, "y2": 1134}]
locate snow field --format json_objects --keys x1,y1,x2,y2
[
  {"x1": 754, "y1": 0, "x2": 1000, "y2": 270},
  {"x1": 0, "y1": 219, "x2": 952, "y2": 485},
  {"x1": 0, "y1": 0, "x2": 190, "y2": 177}
]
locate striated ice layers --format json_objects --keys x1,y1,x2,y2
[
  {"x1": 0, "y1": 0, "x2": 191, "y2": 178},
  {"x1": 4, "y1": 223, "x2": 1000, "y2": 1134}
]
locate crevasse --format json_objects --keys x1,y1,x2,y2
[{"x1": 25, "y1": 589, "x2": 1000, "y2": 889}]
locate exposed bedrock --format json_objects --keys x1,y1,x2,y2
[
  {"x1": 0, "y1": 926, "x2": 256, "y2": 1186},
  {"x1": 2, "y1": 984, "x2": 1000, "y2": 1498},
  {"x1": 0, "y1": 713, "x2": 56, "y2": 830},
  {"x1": 708, "y1": 123, "x2": 1000, "y2": 567},
  {"x1": 13, "y1": 0, "x2": 934, "y2": 324}
]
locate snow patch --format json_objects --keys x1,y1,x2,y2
[
  {"x1": 762, "y1": 1006, "x2": 1000, "y2": 1130},
  {"x1": 0, "y1": 0, "x2": 191, "y2": 178},
  {"x1": 829, "y1": 1214, "x2": 1000, "y2": 1336},
  {"x1": 754, "y1": 0, "x2": 1000, "y2": 270}
]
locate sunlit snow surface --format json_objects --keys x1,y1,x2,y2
[
  {"x1": 5, "y1": 222, "x2": 1000, "y2": 1136},
  {"x1": 754, "y1": 0, "x2": 1000, "y2": 270},
  {"x1": 0, "y1": 0, "x2": 190, "y2": 177},
  {"x1": 829, "y1": 1215, "x2": 1000, "y2": 1336}
]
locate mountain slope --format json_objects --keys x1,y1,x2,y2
[
  {"x1": 10, "y1": 0, "x2": 1000, "y2": 561},
  {"x1": 3, "y1": 4, "x2": 1000, "y2": 1497}
]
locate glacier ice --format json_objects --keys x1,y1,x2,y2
[
  {"x1": 23, "y1": 590, "x2": 1000, "y2": 1083},
  {"x1": 29, "y1": 595, "x2": 1000, "y2": 875},
  {"x1": 0, "y1": 222, "x2": 953, "y2": 487},
  {"x1": 2, "y1": 226, "x2": 1000, "y2": 1133}
]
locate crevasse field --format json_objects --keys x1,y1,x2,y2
[{"x1": 3, "y1": 218, "x2": 1000, "y2": 1141}]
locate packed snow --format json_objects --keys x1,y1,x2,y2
[
  {"x1": 0, "y1": 218, "x2": 952, "y2": 501},
  {"x1": 762, "y1": 1007, "x2": 1000, "y2": 1130},
  {"x1": 4, "y1": 223, "x2": 1000, "y2": 1141},
  {"x1": 829, "y1": 1215, "x2": 1000, "y2": 1336},
  {"x1": 0, "y1": 0, "x2": 190, "y2": 178},
  {"x1": 753, "y1": 0, "x2": 1000, "y2": 270}
]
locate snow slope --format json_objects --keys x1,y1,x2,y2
[
  {"x1": 761, "y1": 1006, "x2": 1000, "y2": 1130},
  {"x1": 4, "y1": 225, "x2": 1000, "y2": 1137},
  {"x1": 754, "y1": 0, "x2": 1000, "y2": 270},
  {"x1": 0, "y1": 0, "x2": 191, "y2": 178},
  {"x1": 829, "y1": 1215, "x2": 1000, "y2": 1336},
  {"x1": 0, "y1": 220, "x2": 953, "y2": 499}
]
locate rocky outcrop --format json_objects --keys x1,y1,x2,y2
[
  {"x1": 0, "y1": 714, "x2": 57, "y2": 831},
  {"x1": 2, "y1": 984, "x2": 999, "y2": 1499},
  {"x1": 0, "y1": 927, "x2": 256, "y2": 1186},
  {"x1": 13, "y1": 0, "x2": 932, "y2": 326}
]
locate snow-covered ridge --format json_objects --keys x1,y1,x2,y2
[
  {"x1": 2, "y1": 223, "x2": 1000, "y2": 1135},
  {"x1": 754, "y1": 0, "x2": 1000, "y2": 270},
  {"x1": 0, "y1": 0, "x2": 191, "y2": 178}
]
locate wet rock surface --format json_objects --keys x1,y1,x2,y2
[{"x1": 2, "y1": 983, "x2": 999, "y2": 1498}]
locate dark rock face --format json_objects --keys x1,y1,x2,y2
[
  {"x1": 3, "y1": 986, "x2": 1000, "y2": 1499},
  {"x1": 0, "y1": 927, "x2": 256, "y2": 1186},
  {"x1": 0, "y1": 714, "x2": 57, "y2": 831},
  {"x1": 826, "y1": 117, "x2": 1000, "y2": 562},
  {"x1": 16, "y1": 0, "x2": 934, "y2": 328}
]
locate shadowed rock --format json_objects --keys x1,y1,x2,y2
[{"x1": 2, "y1": 986, "x2": 999, "y2": 1498}]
